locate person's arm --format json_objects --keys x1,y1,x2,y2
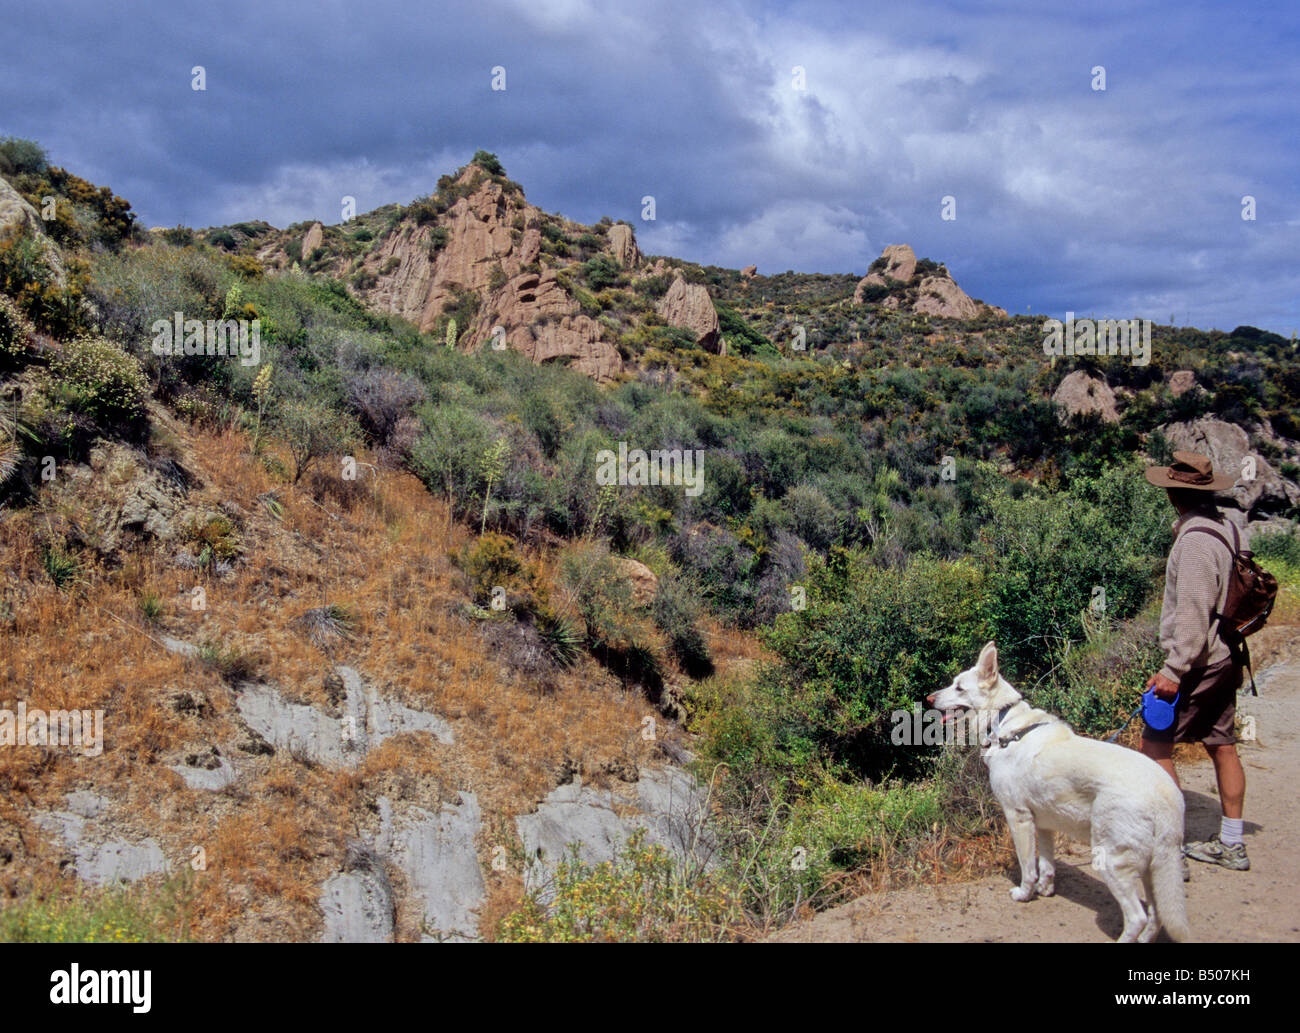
[{"x1": 1153, "y1": 536, "x2": 1221, "y2": 692}]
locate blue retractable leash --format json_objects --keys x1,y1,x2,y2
[{"x1": 1106, "y1": 682, "x2": 1179, "y2": 742}]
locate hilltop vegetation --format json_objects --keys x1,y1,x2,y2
[{"x1": 2, "y1": 138, "x2": 1298, "y2": 938}]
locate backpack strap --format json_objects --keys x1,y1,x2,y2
[{"x1": 1178, "y1": 523, "x2": 1259, "y2": 696}]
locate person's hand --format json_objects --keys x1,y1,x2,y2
[{"x1": 1148, "y1": 672, "x2": 1179, "y2": 701}]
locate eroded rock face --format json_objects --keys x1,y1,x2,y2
[
  {"x1": 656, "y1": 274, "x2": 720, "y2": 352},
  {"x1": 234, "y1": 664, "x2": 453, "y2": 770},
  {"x1": 1053, "y1": 369, "x2": 1120, "y2": 423},
  {"x1": 300, "y1": 222, "x2": 324, "y2": 262},
  {"x1": 471, "y1": 269, "x2": 623, "y2": 382},
  {"x1": 515, "y1": 767, "x2": 713, "y2": 894},
  {"x1": 607, "y1": 223, "x2": 641, "y2": 269}
]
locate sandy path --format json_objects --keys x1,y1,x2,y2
[{"x1": 773, "y1": 626, "x2": 1300, "y2": 943}]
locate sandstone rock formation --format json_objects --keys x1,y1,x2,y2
[
  {"x1": 856, "y1": 244, "x2": 917, "y2": 298},
  {"x1": 656, "y1": 274, "x2": 720, "y2": 352},
  {"x1": 1053, "y1": 370, "x2": 1119, "y2": 423},
  {"x1": 741, "y1": 265, "x2": 757, "y2": 278},
  {"x1": 912, "y1": 275, "x2": 981, "y2": 320},
  {"x1": 470, "y1": 269, "x2": 622, "y2": 383},
  {"x1": 0, "y1": 175, "x2": 65, "y2": 284},
  {"x1": 852, "y1": 242, "x2": 1000, "y2": 319},
  {"x1": 1162, "y1": 417, "x2": 1300, "y2": 519},
  {"x1": 1168, "y1": 370, "x2": 1198, "y2": 397},
  {"x1": 300, "y1": 221, "x2": 324, "y2": 262},
  {"x1": 607, "y1": 223, "x2": 641, "y2": 269}
]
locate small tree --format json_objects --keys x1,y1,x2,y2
[
  {"x1": 278, "y1": 399, "x2": 358, "y2": 484},
  {"x1": 471, "y1": 150, "x2": 505, "y2": 176},
  {"x1": 445, "y1": 317, "x2": 457, "y2": 349}
]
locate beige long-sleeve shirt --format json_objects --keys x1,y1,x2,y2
[{"x1": 1158, "y1": 510, "x2": 1235, "y2": 683}]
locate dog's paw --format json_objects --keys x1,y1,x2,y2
[
  {"x1": 1035, "y1": 876, "x2": 1055, "y2": 897},
  {"x1": 1010, "y1": 886, "x2": 1035, "y2": 903}
]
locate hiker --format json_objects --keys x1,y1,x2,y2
[{"x1": 1140, "y1": 450, "x2": 1249, "y2": 872}]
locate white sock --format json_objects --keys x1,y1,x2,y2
[{"x1": 1220, "y1": 817, "x2": 1244, "y2": 846}]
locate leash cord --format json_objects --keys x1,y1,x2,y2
[{"x1": 1105, "y1": 701, "x2": 1145, "y2": 743}]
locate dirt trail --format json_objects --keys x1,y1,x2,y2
[{"x1": 773, "y1": 625, "x2": 1300, "y2": 943}]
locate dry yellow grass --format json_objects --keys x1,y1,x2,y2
[{"x1": 0, "y1": 416, "x2": 673, "y2": 939}]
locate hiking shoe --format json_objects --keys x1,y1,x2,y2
[{"x1": 1184, "y1": 836, "x2": 1250, "y2": 871}]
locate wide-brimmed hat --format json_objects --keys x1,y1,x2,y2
[{"x1": 1144, "y1": 450, "x2": 1234, "y2": 491}]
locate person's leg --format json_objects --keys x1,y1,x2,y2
[
  {"x1": 1140, "y1": 737, "x2": 1179, "y2": 788},
  {"x1": 1205, "y1": 742, "x2": 1245, "y2": 820}
]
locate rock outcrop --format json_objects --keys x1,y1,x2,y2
[
  {"x1": 470, "y1": 269, "x2": 623, "y2": 383},
  {"x1": 1053, "y1": 370, "x2": 1119, "y2": 423},
  {"x1": 300, "y1": 221, "x2": 324, "y2": 262},
  {"x1": 607, "y1": 223, "x2": 641, "y2": 269},
  {"x1": 1162, "y1": 417, "x2": 1300, "y2": 520},
  {"x1": 912, "y1": 275, "x2": 981, "y2": 320},
  {"x1": 741, "y1": 265, "x2": 757, "y2": 278},
  {"x1": 0, "y1": 175, "x2": 65, "y2": 284},
  {"x1": 1168, "y1": 370, "x2": 1198, "y2": 397},
  {"x1": 855, "y1": 244, "x2": 917, "y2": 297},
  {"x1": 615, "y1": 556, "x2": 659, "y2": 607},
  {"x1": 656, "y1": 274, "x2": 720, "y2": 352},
  {"x1": 852, "y1": 243, "x2": 1000, "y2": 320}
]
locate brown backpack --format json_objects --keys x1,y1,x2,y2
[{"x1": 1181, "y1": 521, "x2": 1278, "y2": 694}]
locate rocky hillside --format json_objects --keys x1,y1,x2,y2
[{"x1": 3, "y1": 140, "x2": 1299, "y2": 943}]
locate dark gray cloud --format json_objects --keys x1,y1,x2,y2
[{"x1": 2, "y1": 0, "x2": 1296, "y2": 333}]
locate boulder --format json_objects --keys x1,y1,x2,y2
[
  {"x1": 741, "y1": 265, "x2": 757, "y2": 278},
  {"x1": 607, "y1": 223, "x2": 641, "y2": 269},
  {"x1": 1162, "y1": 417, "x2": 1300, "y2": 518},
  {"x1": 656, "y1": 274, "x2": 720, "y2": 352},
  {"x1": 1167, "y1": 370, "x2": 1198, "y2": 397},
  {"x1": 855, "y1": 245, "x2": 917, "y2": 300},
  {"x1": 615, "y1": 557, "x2": 659, "y2": 607},
  {"x1": 912, "y1": 275, "x2": 981, "y2": 320},
  {"x1": 1053, "y1": 370, "x2": 1119, "y2": 423}
]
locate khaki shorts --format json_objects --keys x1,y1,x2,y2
[{"x1": 1141, "y1": 656, "x2": 1243, "y2": 746}]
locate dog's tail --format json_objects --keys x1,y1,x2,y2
[{"x1": 1152, "y1": 838, "x2": 1193, "y2": 942}]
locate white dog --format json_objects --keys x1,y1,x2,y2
[{"x1": 927, "y1": 642, "x2": 1191, "y2": 942}]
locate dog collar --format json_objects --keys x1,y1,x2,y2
[
  {"x1": 988, "y1": 702, "x2": 1053, "y2": 749},
  {"x1": 995, "y1": 721, "x2": 1052, "y2": 749}
]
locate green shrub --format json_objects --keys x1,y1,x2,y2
[
  {"x1": 276, "y1": 398, "x2": 360, "y2": 483},
  {"x1": 471, "y1": 150, "x2": 505, "y2": 177},
  {"x1": 0, "y1": 136, "x2": 49, "y2": 176},
  {"x1": 496, "y1": 829, "x2": 738, "y2": 942},
  {"x1": 0, "y1": 876, "x2": 194, "y2": 942},
  {"x1": 760, "y1": 552, "x2": 991, "y2": 778},
  {"x1": 51, "y1": 336, "x2": 149, "y2": 428},
  {"x1": 0, "y1": 294, "x2": 34, "y2": 370},
  {"x1": 652, "y1": 570, "x2": 712, "y2": 676}
]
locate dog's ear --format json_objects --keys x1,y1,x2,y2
[{"x1": 976, "y1": 641, "x2": 999, "y2": 688}]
